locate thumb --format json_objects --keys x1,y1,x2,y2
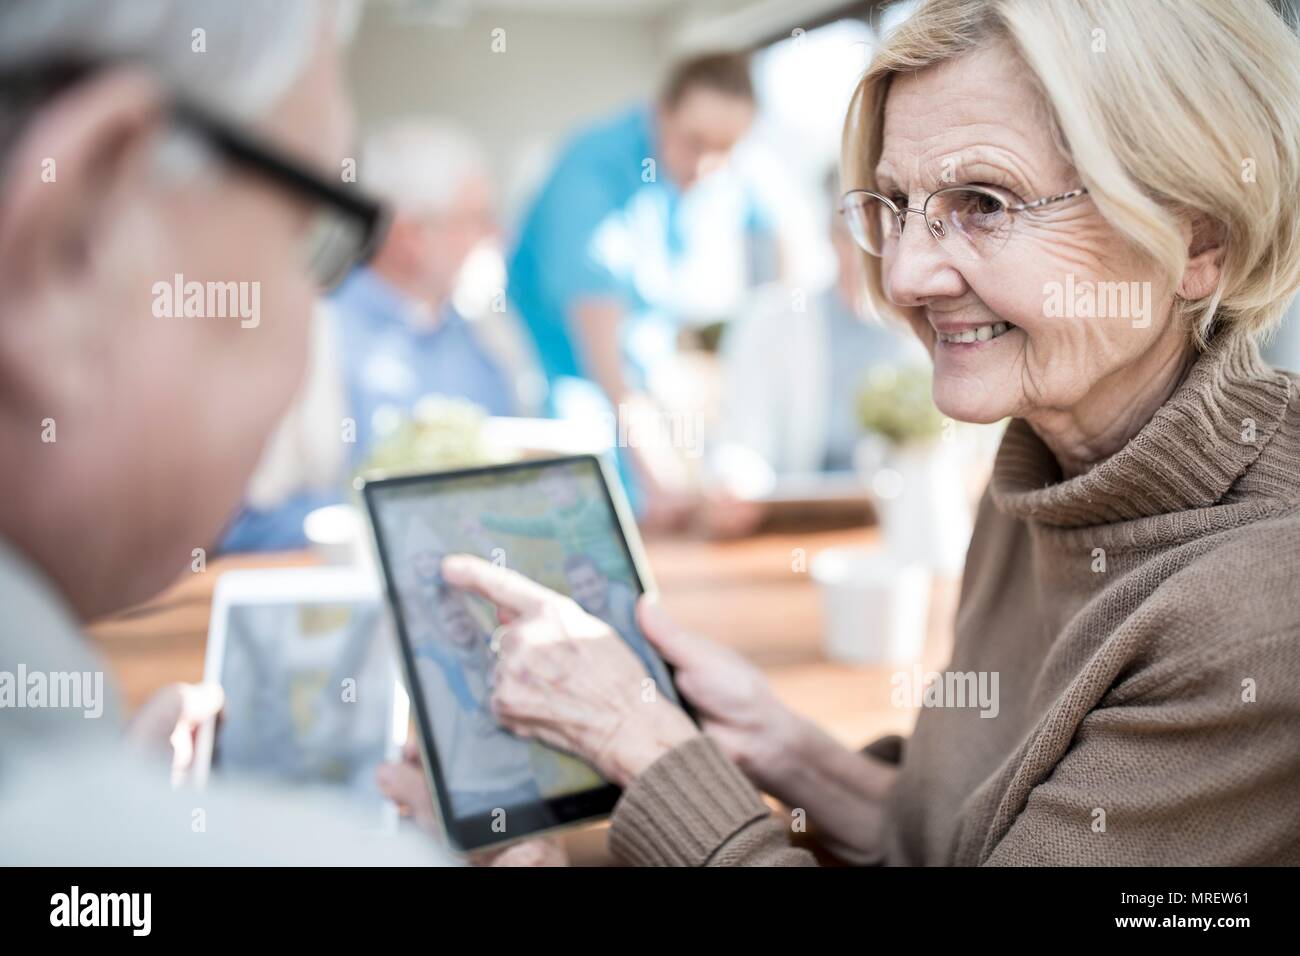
[
  {"x1": 127, "y1": 681, "x2": 223, "y2": 747},
  {"x1": 376, "y1": 761, "x2": 422, "y2": 804},
  {"x1": 636, "y1": 595, "x2": 702, "y2": 667},
  {"x1": 176, "y1": 682, "x2": 225, "y2": 726},
  {"x1": 376, "y1": 761, "x2": 436, "y2": 833},
  {"x1": 166, "y1": 683, "x2": 223, "y2": 777}
]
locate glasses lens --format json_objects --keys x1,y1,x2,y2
[
  {"x1": 925, "y1": 186, "x2": 1012, "y2": 260},
  {"x1": 841, "y1": 192, "x2": 899, "y2": 257},
  {"x1": 301, "y1": 210, "x2": 368, "y2": 291}
]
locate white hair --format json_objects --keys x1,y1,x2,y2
[
  {"x1": 361, "y1": 119, "x2": 487, "y2": 216},
  {"x1": 0, "y1": 0, "x2": 338, "y2": 120}
]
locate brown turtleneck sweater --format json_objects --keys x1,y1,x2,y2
[{"x1": 608, "y1": 332, "x2": 1300, "y2": 866}]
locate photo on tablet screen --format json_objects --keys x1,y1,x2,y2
[
  {"x1": 364, "y1": 455, "x2": 681, "y2": 849},
  {"x1": 201, "y1": 578, "x2": 403, "y2": 827}
]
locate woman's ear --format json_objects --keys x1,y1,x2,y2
[
  {"x1": 1177, "y1": 216, "x2": 1226, "y2": 301},
  {"x1": 0, "y1": 66, "x2": 164, "y2": 301}
]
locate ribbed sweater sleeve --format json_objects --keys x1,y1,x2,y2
[{"x1": 608, "y1": 735, "x2": 816, "y2": 866}]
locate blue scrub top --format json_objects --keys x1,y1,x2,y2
[{"x1": 508, "y1": 104, "x2": 771, "y2": 395}]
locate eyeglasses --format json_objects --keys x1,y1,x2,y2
[
  {"x1": 1, "y1": 60, "x2": 389, "y2": 290},
  {"x1": 173, "y1": 98, "x2": 389, "y2": 290},
  {"x1": 839, "y1": 184, "x2": 1088, "y2": 261}
]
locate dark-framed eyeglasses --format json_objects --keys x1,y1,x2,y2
[
  {"x1": 172, "y1": 98, "x2": 389, "y2": 290},
  {"x1": 839, "y1": 184, "x2": 1088, "y2": 261},
  {"x1": 0, "y1": 58, "x2": 389, "y2": 291}
]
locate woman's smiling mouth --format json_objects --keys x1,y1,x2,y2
[{"x1": 934, "y1": 321, "x2": 1016, "y2": 345}]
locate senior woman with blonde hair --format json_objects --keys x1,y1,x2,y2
[{"x1": 413, "y1": 0, "x2": 1300, "y2": 866}]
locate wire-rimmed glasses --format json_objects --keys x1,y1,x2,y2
[{"x1": 839, "y1": 184, "x2": 1088, "y2": 261}]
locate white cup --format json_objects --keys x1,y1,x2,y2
[
  {"x1": 303, "y1": 504, "x2": 369, "y2": 569},
  {"x1": 810, "y1": 546, "x2": 931, "y2": 664}
]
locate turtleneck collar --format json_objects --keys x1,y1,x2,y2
[{"x1": 990, "y1": 332, "x2": 1292, "y2": 529}]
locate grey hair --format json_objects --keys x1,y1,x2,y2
[
  {"x1": 361, "y1": 118, "x2": 487, "y2": 215},
  {"x1": 0, "y1": 0, "x2": 336, "y2": 120}
]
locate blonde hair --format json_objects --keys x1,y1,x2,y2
[{"x1": 843, "y1": 0, "x2": 1300, "y2": 347}]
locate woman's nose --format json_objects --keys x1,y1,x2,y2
[{"x1": 883, "y1": 213, "x2": 966, "y2": 307}]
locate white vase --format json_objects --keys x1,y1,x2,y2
[
  {"x1": 304, "y1": 503, "x2": 376, "y2": 578},
  {"x1": 857, "y1": 438, "x2": 972, "y2": 576},
  {"x1": 811, "y1": 547, "x2": 931, "y2": 663}
]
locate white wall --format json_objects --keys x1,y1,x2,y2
[{"x1": 346, "y1": 6, "x2": 672, "y2": 225}]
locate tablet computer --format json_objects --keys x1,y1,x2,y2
[
  {"x1": 193, "y1": 567, "x2": 408, "y2": 830},
  {"x1": 362, "y1": 454, "x2": 687, "y2": 853}
]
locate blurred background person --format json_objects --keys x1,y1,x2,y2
[
  {"x1": 507, "y1": 51, "x2": 782, "y2": 529},
  {"x1": 707, "y1": 169, "x2": 924, "y2": 534},
  {"x1": 222, "y1": 119, "x2": 527, "y2": 552}
]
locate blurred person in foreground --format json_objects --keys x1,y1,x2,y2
[
  {"x1": 385, "y1": 0, "x2": 1300, "y2": 865},
  {"x1": 221, "y1": 119, "x2": 520, "y2": 552},
  {"x1": 0, "y1": 0, "x2": 527, "y2": 865},
  {"x1": 508, "y1": 51, "x2": 778, "y2": 529}
]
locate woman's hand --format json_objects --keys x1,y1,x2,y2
[
  {"x1": 635, "y1": 596, "x2": 801, "y2": 793},
  {"x1": 441, "y1": 555, "x2": 699, "y2": 788},
  {"x1": 638, "y1": 598, "x2": 898, "y2": 863}
]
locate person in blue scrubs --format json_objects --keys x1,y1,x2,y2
[
  {"x1": 221, "y1": 121, "x2": 515, "y2": 552},
  {"x1": 509, "y1": 52, "x2": 771, "y2": 528}
]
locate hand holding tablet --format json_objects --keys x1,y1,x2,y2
[
  {"x1": 440, "y1": 554, "x2": 699, "y2": 788},
  {"x1": 363, "y1": 454, "x2": 697, "y2": 852}
]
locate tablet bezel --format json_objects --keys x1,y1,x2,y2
[
  {"x1": 192, "y1": 567, "x2": 408, "y2": 798},
  {"x1": 361, "y1": 453, "x2": 689, "y2": 854}
]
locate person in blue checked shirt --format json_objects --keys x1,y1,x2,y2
[
  {"x1": 221, "y1": 120, "x2": 517, "y2": 552},
  {"x1": 509, "y1": 51, "x2": 777, "y2": 529}
]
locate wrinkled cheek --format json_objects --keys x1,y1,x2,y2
[{"x1": 971, "y1": 253, "x2": 1063, "y2": 337}]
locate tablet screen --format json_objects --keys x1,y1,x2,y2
[
  {"x1": 364, "y1": 455, "x2": 681, "y2": 850},
  {"x1": 213, "y1": 598, "x2": 396, "y2": 816}
]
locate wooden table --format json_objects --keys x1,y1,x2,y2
[{"x1": 86, "y1": 526, "x2": 958, "y2": 863}]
